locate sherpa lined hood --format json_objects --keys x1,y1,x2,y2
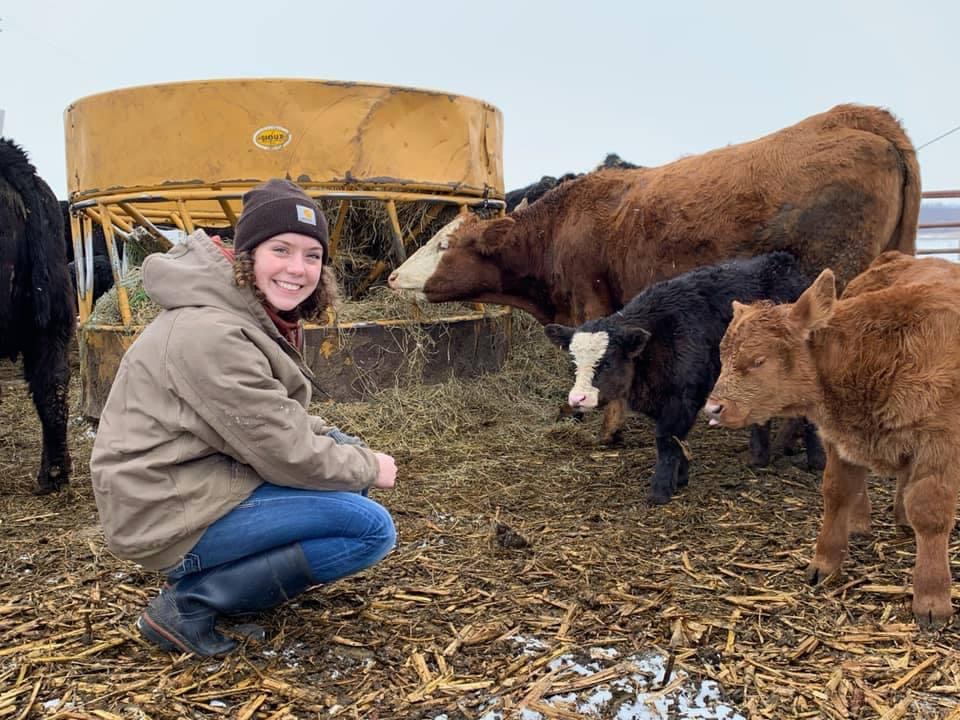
[{"x1": 143, "y1": 230, "x2": 280, "y2": 340}]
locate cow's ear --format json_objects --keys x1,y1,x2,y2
[
  {"x1": 731, "y1": 300, "x2": 749, "y2": 319},
  {"x1": 624, "y1": 326, "x2": 652, "y2": 358},
  {"x1": 513, "y1": 197, "x2": 529, "y2": 212},
  {"x1": 789, "y1": 269, "x2": 836, "y2": 334},
  {"x1": 544, "y1": 324, "x2": 575, "y2": 350},
  {"x1": 477, "y1": 217, "x2": 516, "y2": 254}
]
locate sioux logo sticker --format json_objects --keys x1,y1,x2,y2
[{"x1": 252, "y1": 126, "x2": 292, "y2": 150}]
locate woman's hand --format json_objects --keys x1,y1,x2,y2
[{"x1": 373, "y1": 452, "x2": 397, "y2": 489}]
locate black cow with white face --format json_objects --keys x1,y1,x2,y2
[{"x1": 545, "y1": 252, "x2": 812, "y2": 505}]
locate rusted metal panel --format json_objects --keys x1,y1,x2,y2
[{"x1": 78, "y1": 325, "x2": 138, "y2": 420}]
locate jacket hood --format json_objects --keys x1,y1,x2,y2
[{"x1": 142, "y1": 230, "x2": 279, "y2": 339}]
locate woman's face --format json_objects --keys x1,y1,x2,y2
[{"x1": 252, "y1": 232, "x2": 325, "y2": 311}]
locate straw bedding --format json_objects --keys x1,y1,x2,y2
[{"x1": 1, "y1": 314, "x2": 959, "y2": 719}]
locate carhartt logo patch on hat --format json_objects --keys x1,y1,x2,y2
[{"x1": 296, "y1": 204, "x2": 317, "y2": 226}]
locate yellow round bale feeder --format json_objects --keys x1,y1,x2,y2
[{"x1": 65, "y1": 78, "x2": 510, "y2": 419}]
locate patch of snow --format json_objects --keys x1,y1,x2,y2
[
  {"x1": 437, "y1": 645, "x2": 745, "y2": 720},
  {"x1": 509, "y1": 635, "x2": 548, "y2": 653}
]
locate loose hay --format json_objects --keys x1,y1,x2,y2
[{"x1": 2, "y1": 316, "x2": 960, "y2": 719}]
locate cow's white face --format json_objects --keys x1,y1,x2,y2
[
  {"x1": 387, "y1": 215, "x2": 466, "y2": 294},
  {"x1": 567, "y1": 331, "x2": 609, "y2": 409}
]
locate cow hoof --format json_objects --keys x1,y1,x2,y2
[
  {"x1": 646, "y1": 491, "x2": 672, "y2": 506},
  {"x1": 894, "y1": 522, "x2": 914, "y2": 538},
  {"x1": 748, "y1": 453, "x2": 770, "y2": 468},
  {"x1": 602, "y1": 431, "x2": 624, "y2": 447},
  {"x1": 32, "y1": 483, "x2": 62, "y2": 496},
  {"x1": 804, "y1": 564, "x2": 826, "y2": 586},
  {"x1": 557, "y1": 404, "x2": 584, "y2": 423},
  {"x1": 33, "y1": 478, "x2": 68, "y2": 495},
  {"x1": 914, "y1": 607, "x2": 952, "y2": 630}
]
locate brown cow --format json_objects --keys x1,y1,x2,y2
[
  {"x1": 388, "y1": 104, "x2": 920, "y2": 444},
  {"x1": 704, "y1": 253, "x2": 960, "y2": 628}
]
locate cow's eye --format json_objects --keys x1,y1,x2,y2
[{"x1": 751, "y1": 356, "x2": 766, "y2": 369}]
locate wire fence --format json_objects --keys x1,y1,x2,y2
[{"x1": 917, "y1": 190, "x2": 960, "y2": 261}]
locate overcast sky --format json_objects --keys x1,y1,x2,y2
[{"x1": 2, "y1": 0, "x2": 957, "y2": 201}]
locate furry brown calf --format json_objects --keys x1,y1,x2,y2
[
  {"x1": 389, "y1": 104, "x2": 920, "y2": 444},
  {"x1": 704, "y1": 254, "x2": 960, "y2": 627}
]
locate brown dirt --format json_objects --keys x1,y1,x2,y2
[{"x1": 1, "y1": 318, "x2": 959, "y2": 719}]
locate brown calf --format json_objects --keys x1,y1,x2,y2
[{"x1": 705, "y1": 254, "x2": 960, "y2": 627}]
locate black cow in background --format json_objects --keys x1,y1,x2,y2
[
  {"x1": 1, "y1": 139, "x2": 74, "y2": 494},
  {"x1": 505, "y1": 153, "x2": 640, "y2": 211},
  {"x1": 60, "y1": 202, "x2": 237, "y2": 308}
]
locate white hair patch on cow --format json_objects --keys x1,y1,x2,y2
[{"x1": 568, "y1": 331, "x2": 609, "y2": 408}]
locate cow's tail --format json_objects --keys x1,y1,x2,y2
[
  {"x1": 822, "y1": 104, "x2": 921, "y2": 255},
  {"x1": 0, "y1": 138, "x2": 66, "y2": 327}
]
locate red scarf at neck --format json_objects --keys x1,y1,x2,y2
[{"x1": 211, "y1": 235, "x2": 303, "y2": 349}]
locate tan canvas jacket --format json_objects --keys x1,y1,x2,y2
[{"x1": 90, "y1": 231, "x2": 378, "y2": 570}]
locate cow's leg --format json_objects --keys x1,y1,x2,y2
[
  {"x1": 905, "y1": 472, "x2": 956, "y2": 628},
  {"x1": 600, "y1": 399, "x2": 626, "y2": 446},
  {"x1": 806, "y1": 445, "x2": 869, "y2": 584},
  {"x1": 748, "y1": 421, "x2": 771, "y2": 467},
  {"x1": 22, "y1": 328, "x2": 72, "y2": 494},
  {"x1": 647, "y1": 402, "x2": 696, "y2": 505},
  {"x1": 774, "y1": 417, "x2": 803, "y2": 455},
  {"x1": 848, "y1": 474, "x2": 873, "y2": 539},
  {"x1": 648, "y1": 434, "x2": 684, "y2": 505},
  {"x1": 893, "y1": 471, "x2": 911, "y2": 532},
  {"x1": 803, "y1": 419, "x2": 826, "y2": 471}
]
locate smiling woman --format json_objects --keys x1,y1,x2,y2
[{"x1": 89, "y1": 178, "x2": 400, "y2": 657}]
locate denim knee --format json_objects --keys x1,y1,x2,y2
[
  {"x1": 367, "y1": 505, "x2": 397, "y2": 564},
  {"x1": 299, "y1": 500, "x2": 396, "y2": 582}
]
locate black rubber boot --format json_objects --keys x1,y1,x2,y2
[{"x1": 138, "y1": 543, "x2": 318, "y2": 656}]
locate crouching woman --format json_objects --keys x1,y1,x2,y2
[{"x1": 90, "y1": 179, "x2": 397, "y2": 657}]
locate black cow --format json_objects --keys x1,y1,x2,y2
[
  {"x1": 1, "y1": 139, "x2": 74, "y2": 494},
  {"x1": 504, "y1": 154, "x2": 639, "y2": 212},
  {"x1": 69, "y1": 255, "x2": 115, "y2": 308},
  {"x1": 60, "y1": 201, "x2": 115, "y2": 307},
  {"x1": 545, "y1": 252, "x2": 814, "y2": 505}
]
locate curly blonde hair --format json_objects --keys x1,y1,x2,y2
[{"x1": 232, "y1": 250, "x2": 340, "y2": 322}]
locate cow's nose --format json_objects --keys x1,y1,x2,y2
[
  {"x1": 387, "y1": 271, "x2": 399, "y2": 288},
  {"x1": 569, "y1": 392, "x2": 586, "y2": 408},
  {"x1": 703, "y1": 400, "x2": 723, "y2": 424}
]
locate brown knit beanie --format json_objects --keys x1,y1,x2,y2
[{"x1": 234, "y1": 179, "x2": 330, "y2": 263}]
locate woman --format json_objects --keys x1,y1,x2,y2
[{"x1": 90, "y1": 179, "x2": 397, "y2": 657}]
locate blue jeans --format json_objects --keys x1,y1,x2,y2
[{"x1": 165, "y1": 483, "x2": 396, "y2": 584}]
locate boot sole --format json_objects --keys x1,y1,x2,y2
[
  {"x1": 137, "y1": 613, "x2": 193, "y2": 653},
  {"x1": 137, "y1": 612, "x2": 237, "y2": 656}
]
